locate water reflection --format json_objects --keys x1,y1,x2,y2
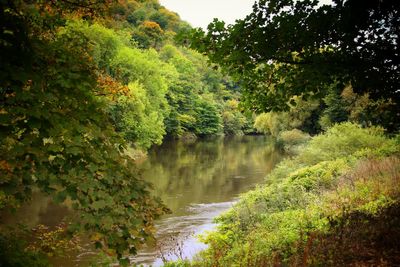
[
  {"x1": 142, "y1": 136, "x2": 281, "y2": 215},
  {"x1": 1, "y1": 136, "x2": 282, "y2": 266},
  {"x1": 133, "y1": 136, "x2": 282, "y2": 265},
  {"x1": 1, "y1": 191, "x2": 70, "y2": 228}
]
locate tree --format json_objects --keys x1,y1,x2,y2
[
  {"x1": 194, "y1": 98, "x2": 222, "y2": 135},
  {"x1": 254, "y1": 96, "x2": 320, "y2": 137},
  {"x1": 149, "y1": 8, "x2": 180, "y2": 30},
  {"x1": 254, "y1": 112, "x2": 288, "y2": 137},
  {"x1": 66, "y1": 20, "x2": 174, "y2": 148},
  {"x1": 160, "y1": 45, "x2": 224, "y2": 137},
  {"x1": 190, "y1": 0, "x2": 399, "y2": 131},
  {"x1": 0, "y1": 1, "x2": 167, "y2": 262},
  {"x1": 132, "y1": 20, "x2": 165, "y2": 49},
  {"x1": 127, "y1": 8, "x2": 147, "y2": 25},
  {"x1": 320, "y1": 84, "x2": 397, "y2": 130},
  {"x1": 222, "y1": 100, "x2": 248, "y2": 135},
  {"x1": 109, "y1": 82, "x2": 167, "y2": 148}
]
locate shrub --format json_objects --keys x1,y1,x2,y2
[
  {"x1": 0, "y1": 231, "x2": 49, "y2": 267},
  {"x1": 299, "y1": 122, "x2": 389, "y2": 165},
  {"x1": 195, "y1": 123, "x2": 400, "y2": 266},
  {"x1": 254, "y1": 112, "x2": 288, "y2": 137},
  {"x1": 278, "y1": 129, "x2": 310, "y2": 152}
]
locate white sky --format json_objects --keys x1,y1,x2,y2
[
  {"x1": 159, "y1": 0, "x2": 333, "y2": 30},
  {"x1": 159, "y1": 0, "x2": 256, "y2": 30}
]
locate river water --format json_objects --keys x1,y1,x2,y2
[
  {"x1": 132, "y1": 136, "x2": 282, "y2": 265},
  {"x1": 2, "y1": 136, "x2": 282, "y2": 266}
]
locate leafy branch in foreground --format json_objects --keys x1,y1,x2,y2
[
  {"x1": 0, "y1": 0, "x2": 168, "y2": 261},
  {"x1": 190, "y1": 0, "x2": 399, "y2": 132}
]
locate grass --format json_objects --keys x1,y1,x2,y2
[{"x1": 172, "y1": 123, "x2": 400, "y2": 266}]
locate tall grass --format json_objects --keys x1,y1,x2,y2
[{"x1": 189, "y1": 123, "x2": 400, "y2": 266}]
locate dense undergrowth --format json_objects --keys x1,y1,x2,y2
[{"x1": 166, "y1": 123, "x2": 400, "y2": 266}]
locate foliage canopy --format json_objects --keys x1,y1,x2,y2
[
  {"x1": 0, "y1": 0, "x2": 169, "y2": 261},
  {"x1": 0, "y1": 0, "x2": 253, "y2": 263},
  {"x1": 190, "y1": 0, "x2": 399, "y2": 131}
]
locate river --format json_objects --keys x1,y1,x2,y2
[
  {"x1": 133, "y1": 136, "x2": 282, "y2": 265},
  {"x1": 2, "y1": 136, "x2": 282, "y2": 266}
]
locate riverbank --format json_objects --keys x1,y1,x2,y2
[
  {"x1": 170, "y1": 123, "x2": 400, "y2": 266},
  {"x1": 132, "y1": 135, "x2": 282, "y2": 265},
  {"x1": 0, "y1": 136, "x2": 283, "y2": 266}
]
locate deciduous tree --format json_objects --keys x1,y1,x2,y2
[{"x1": 190, "y1": 0, "x2": 399, "y2": 131}]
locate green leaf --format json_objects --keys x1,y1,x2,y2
[
  {"x1": 54, "y1": 190, "x2": 67, "y2": 203},
  {"x1": 92, "y1": 200, "x2": 107, "y2": 210}
]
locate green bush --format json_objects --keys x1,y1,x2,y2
[
  {"x1": 0, "y1": 231, "x2": 49, "y2": 267},
  {"x1": 299, "y1": 122, "x2": 388, "y2": 165},
  {"x1": 254, "y1": 112, "x2": 288, "y2": 137},
  {"x1": 163, "y1": 260, "x2": 192, "y2": 267},
  {"x1": 278, "y1": 129, "x2": 310, "y2": 152},
  {"x1": 195, "y1": 123, "x2": 400, "y2": 266}
]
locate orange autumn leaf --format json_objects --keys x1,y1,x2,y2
[
  {"x1": 97, "y1": 74, "x2": 130, "y2": 100},
  {"x1": 0, "y1": 160, "x2": 12, "y2": 172}
]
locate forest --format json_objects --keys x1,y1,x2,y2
[{"x1": 0, "y1": 0, "x2": 399, "y2": 266}]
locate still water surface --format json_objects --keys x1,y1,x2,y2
[
  {"x1": 132, "y1": 136, "x2": 282, "y2": 265},
  {"x1": 3, "y1": 136, "x2": 282, "y2": 266}
]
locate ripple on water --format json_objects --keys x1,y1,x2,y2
[{"x1": 131, "y1": 200, "x2": 237, "y2": 266}]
